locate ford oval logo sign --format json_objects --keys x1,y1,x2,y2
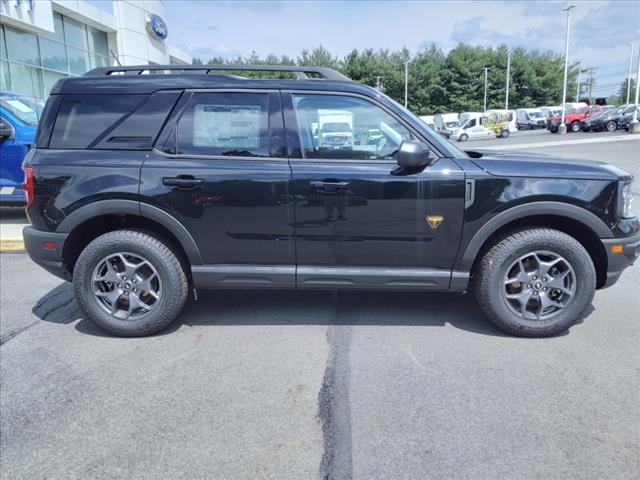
[{"x1": 146, "y1": 14, "x2": 168, "y2": 41}]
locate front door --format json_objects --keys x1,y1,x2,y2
[
  {"x1": 284, "y1": 92, "x2": 465, "y2": 290},
  {"x1": 140, "y1": 90, "x2": 295, "y2": 288}
]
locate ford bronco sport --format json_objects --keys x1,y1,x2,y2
[{"x1": 23, "y1": 65, "x2": 639, "y2": 337}]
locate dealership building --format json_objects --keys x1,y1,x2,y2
[{"x1": 0, "y1": 0, "x2": 190, "y2": 99}]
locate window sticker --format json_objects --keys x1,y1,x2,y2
[
  {"x1": 193, "y1": 104, "x2": 261, "y2": 148},
  {"x1": 6, "y1": 99, "x2": 34, "y2": 113}
]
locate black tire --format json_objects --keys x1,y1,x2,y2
[
  {"x1": 459, "y1": 133, "x2": 469, "y2": 142},
  {"x1": 570, "y1": 121, "x2": 581, "y2": 133},
  {"x1": 73, "y1": 230, "x2": 188, "y2": 337},
  {"x1": 474, "y1": 228, "x2": 596, "y2": 337},
  {"x1": 605, "y1": 120, "x2": 617, "y2": 132}
]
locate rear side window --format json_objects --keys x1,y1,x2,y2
[
  {"x1": 51, "y1": 95, "x2": 146, "y2": 149},
  {"x1": 50, "y1": 93, "x2": 179, "y2": 150},
  {"x1": 176, "y1": 92, "x2": 270, "y2": 157}
]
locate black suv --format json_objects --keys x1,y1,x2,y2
[{"x1": 23, "y1": 65, "x2": 639, "y2": 338}]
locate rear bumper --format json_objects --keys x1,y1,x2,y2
[
  {"x1": 601, "y1": 231, "x2": 640, "y2": 288},
  {"x1": 23, "y1": 226, "x2": 71, "y2": 281}
]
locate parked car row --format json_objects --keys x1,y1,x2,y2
[{"x1": 580, "y1": 104, "x2": 640, "y2": 132}]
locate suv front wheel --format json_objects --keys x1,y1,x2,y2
[
  {"x1": 73, "y1": 230, "x2": 188, "y2": 337},
  {"x1": 475, "y1": 229, "x2": 596, "y2": 337}
]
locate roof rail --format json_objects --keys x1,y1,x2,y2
[{"x1": 84, "y1": 64, "x2": 351, "y2": 81}]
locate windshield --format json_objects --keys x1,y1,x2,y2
[
  {"x1": 380, "y1": 93, "x2": 467, "y2": 158},
  {"x1": 0, "y1": 95, "x2": 44, "y2": 126},
  {"x1": 528, "y1": 111, "x2": 544, "y2": 119},
  {"x1": 445, "y1": 121, "x2": 459, "y2": 128},
  {"x1": 322, "y1": 122, "x2": 352, "y2": 133}
]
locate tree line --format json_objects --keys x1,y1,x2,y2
[{"x1": 193, "y1": 44, "x2": 585, "y2": 115}]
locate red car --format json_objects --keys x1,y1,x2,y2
[{"x1": 547, "y1": 105, "x2": 605, "y2": 133}]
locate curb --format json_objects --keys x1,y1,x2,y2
[{"x1": 0, "y1": 237, "x2": 25, "y2": 252}]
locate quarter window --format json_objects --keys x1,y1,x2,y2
[
  {"x1": 176, "y1": 93, "x2": 270, "y2": 157},
  {"x1": 292, "y1": 94, "x2": 413, "y2": 160},
  {"x1": 51, "y1": 95, "x2": 146, "y2": 148}
]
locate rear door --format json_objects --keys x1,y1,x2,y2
[
  {"x1": 141, "y1": 90, "x2": 295, "y2": 288},
  {"x1": 284, "y1": 91, "x2": 465, "y2": 290}
]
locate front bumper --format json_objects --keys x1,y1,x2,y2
[
  {"x1": 23, "y1": 226, "x2": 71, "y2": 281},
  {"x1": 600, "y1": 230, "x2": 640, "y2": 288}
]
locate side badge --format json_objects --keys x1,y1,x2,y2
[{"x1": 426, "y1": 215, "x2": 444, "y2": 229}]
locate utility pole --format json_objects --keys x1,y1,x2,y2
[
  {"x1": 587, "y1": 67, "x2": 594, "y2": 105},
  {"x1": 631, "y1": 42, "x2": 640, "y2": 133},
  {"x1": 505, "y1": 51, "x2": 511, "y2": 111},
  {"x1": 482, "y1": 67, "x2": 489, "y2": 112},
  {"x1": 373, "y1": 75, "x2": 383, "y2": 91},
  {"x1": 559, "y1": 5, "x2": 575, "y2": 134},
  {"x1": 626, "y1": 42, "x2": 635, "y2": 105},
  {"x1": 404, "y1": 61, "x2": 409, "y2": 108},
  {"x1": 575, "y1": 63, "x2": 581, "y2": 102}
]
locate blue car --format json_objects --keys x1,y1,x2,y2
[{"x1": 0, "y1": 92, "x2": 44, "y2": 206}]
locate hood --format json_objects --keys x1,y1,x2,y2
[{"x1": 467, "y1": 151, "x2": 632, "y2": 181}]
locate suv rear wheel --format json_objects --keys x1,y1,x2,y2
[
  {"x1": 73, "y1": 230, "x2": 188, "y2": 337},
  {"x1": 475, "y1": 229, "x2": 596, "y2": 337}
]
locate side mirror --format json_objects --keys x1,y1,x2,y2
[
  {"x1": 0, "y1": 122, "x2": 14, "y2": 141},
  {"x1": 397, "y1": 140, "x2": 431, "y2": 168}
]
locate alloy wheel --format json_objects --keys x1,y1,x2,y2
[
  {"x1": 502, "y1": 250, "x2": 576, "y2": 321},
  {"x1": 91, "y1": 252, "x2": 162, "y2": 320}
]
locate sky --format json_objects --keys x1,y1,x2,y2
[{"x1": 89, "y1": 0, "x2": 640, "y2": 98}]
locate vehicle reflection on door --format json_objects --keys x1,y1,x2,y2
[{"x1": 299, "y1": 178, "x2": 366, "y2": 225}]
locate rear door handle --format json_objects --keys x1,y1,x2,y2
[
  {"x1": 310, "y1": 180, "x2": 350, "y2": 191},
  {"x1": 163, "y1": 176, "x2": 204, "y2": 189}
]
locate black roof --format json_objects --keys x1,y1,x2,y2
[{"x1": 50, "y1": 64, "x2": 374, "y2": 96}]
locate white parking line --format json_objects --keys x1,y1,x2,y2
[{"x1": 478, "y1": 134, "x2": 640, "y2": 151}]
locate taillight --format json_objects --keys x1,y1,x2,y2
[{"x1": 22, "y1": 166, "x2": 34, "y2": 210}]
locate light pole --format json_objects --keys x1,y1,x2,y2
[
  {"x1": 626, "y1": 42, "x2": 635, "y2": 105},
  {"x1": 630, "y1": 42, "x2": 640, "y2": 133},
  {"x1": 483, "y1": 66, "x2": 489, "y2": 112},
  {"x1": 559, "y1": 5, "x2": 575, "y2": 135},
  {"x1": 575, "y1": 63, "x2": 581, "y2": 102},
  {"x1": 505, "y1": 51, "x2": 511, "y2": 111},
  {"x1": 404, "y1": 61, "x2": 409, "y2": 108}
]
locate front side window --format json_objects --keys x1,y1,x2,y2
[
  {"x1": 292, "y1": 94, "x2": 412, "y2": 160},
  {"x1": 176, "y1": 92, "x2": 270, "y2": 157}
]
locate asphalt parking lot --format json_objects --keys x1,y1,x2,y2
[{"x1": 1, "y1": 130, "x2": 639, "y2": 479}]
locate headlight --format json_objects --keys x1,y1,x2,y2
[{"x1": 619, "y1": 182, "x2": 635, "y2": 218}]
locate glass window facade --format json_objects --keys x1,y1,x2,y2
[{"x1": 0, "y1": 12, "x2": 109, "y2": 99}]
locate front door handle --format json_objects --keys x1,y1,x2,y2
[
  {"x1": 163, "y1": 176, "x2": 204, "y2": 189},
  {"x1": 310, "y1": 180, "x2": 350, "y2": 192}
]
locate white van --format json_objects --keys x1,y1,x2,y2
[
  {"x1": 562, "y1": 102, "x2": 588, "y2": 114},
  {"x1": 433, "y1": 112, "x2": 459, "y2": 137},
  {"x1": 539, "y1": 106, "x2": 562, "y2": 120},
  {"x1": 485, "y1": 109, "x2": 517, "y2": 133},
  {"x1": 458, "y1": 111, "x2": 483, "y2": 126},
  {"x1": 516, "y1": 108, "x2": 547, "y2": 129},
  {"x1": 419, "y1": 115, "x2": 435, "y2": 129},
  {"x1": 449, "y1": 115, "x2": 494, "y2": 142}
]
